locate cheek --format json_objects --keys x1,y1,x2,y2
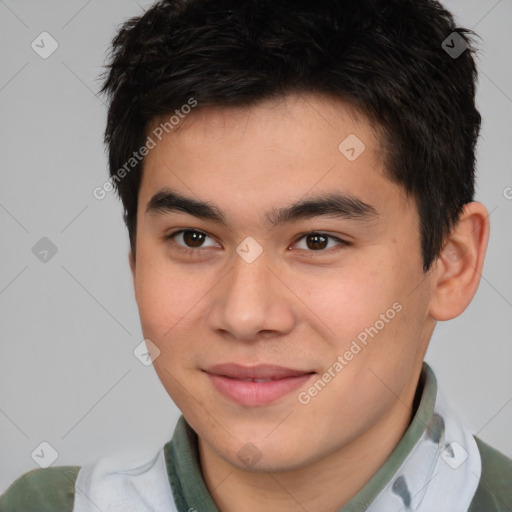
[
  {"x1": 303, "y1": 257, "x2": 424, "y2": 381},
  {"x1": 133, "y1": 260, "x2": 222, "y2": 377},
  {"x1": 134, "y1": 249, "x2": 208, "y2": 337},
  {"x1": 297, "y1": 264, "x2": 399, "y2": 342}
]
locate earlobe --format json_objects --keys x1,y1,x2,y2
[{"x1": 428, "y1": 202, "x2": 490, "y2": 321}]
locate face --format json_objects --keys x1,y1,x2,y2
[{"x1": 130, "y1": 94, "x2": 437, "y2": 472}]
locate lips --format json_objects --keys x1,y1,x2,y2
[
  {"x1": 204, "y1": 363, "x2": 315, "y2": 406},
  {"x1": 206, "y1": 363, "x2": 312, "y2": 380}
]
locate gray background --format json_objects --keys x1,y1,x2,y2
[{"x1": 1, "y1": 0, "x2": 511, "y2": 494}]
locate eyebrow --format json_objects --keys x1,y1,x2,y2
[{"x1": 145, "y1": 188, "x2": 379, "y2": 228}]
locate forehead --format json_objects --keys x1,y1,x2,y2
[{"x1": 139, "y1": 93, "x2": 414, "y2": 228}]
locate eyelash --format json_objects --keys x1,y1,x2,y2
[{"x1": 164, "y1": 229, "x2": 351, "y2": 258}]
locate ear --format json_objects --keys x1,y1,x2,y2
[{"x1": 428, "y1": 202, "x2": 490, "y2": 321}]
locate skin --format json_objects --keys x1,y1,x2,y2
[{"x1": 129, "y1": 93, "x2": 489, "y2": 512}]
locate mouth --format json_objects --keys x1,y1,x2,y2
[{"x1": 203, "y1": 363, "x2": 315, "y2": 407}]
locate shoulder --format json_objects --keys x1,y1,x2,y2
[
  {"x1": 0, "y1": 465, "x2": 80, "y2": 512},
  {"x1": 469, "y1": 436, "x2": 512, "y2": 511}
]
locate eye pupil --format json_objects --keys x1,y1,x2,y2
[
  {"x1": 183, "y1": 230, "x2": 205, "y2": 247},
  {"x1": 307, "y1": 234, "x2": 328, "y2": 250}
]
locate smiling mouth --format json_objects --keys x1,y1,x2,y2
[{"x1": 203, "y1": 363, "x2": 315, "y2": 406}]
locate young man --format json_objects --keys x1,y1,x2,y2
[{"x1": 1, "y1": 0, "x2": 511, "y2": 510}]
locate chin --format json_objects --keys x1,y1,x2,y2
[
  {"x1": 207, "y1": 427, "x2": 323, "y2": 473},
  {"x1": 225, "y1": 445, "x2": 312, "y2": 474}
]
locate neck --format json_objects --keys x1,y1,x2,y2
[{"x1": 198, "y1": 374, "x2": 422, "y2": 512}]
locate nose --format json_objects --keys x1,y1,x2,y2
[{"x1": 207, "y1": 250, "x2": 296, "y2": 342}]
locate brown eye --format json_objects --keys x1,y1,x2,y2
[
  {"x1": 182, "y1": 230, "x2": 206, "y2": 248},
  {"x1": 294, "y1": 232, "x2": 349, "y2": 253},
  {"x1": 165, "y1": 229, "x2": 219, "y2": 252},
  {"x1": 305, "y1": 234, "x2": 329, "y2": 250}
]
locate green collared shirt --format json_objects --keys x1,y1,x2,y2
[{"x1": 1, "y1": 364, "x2": 511, "y2": 511}]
